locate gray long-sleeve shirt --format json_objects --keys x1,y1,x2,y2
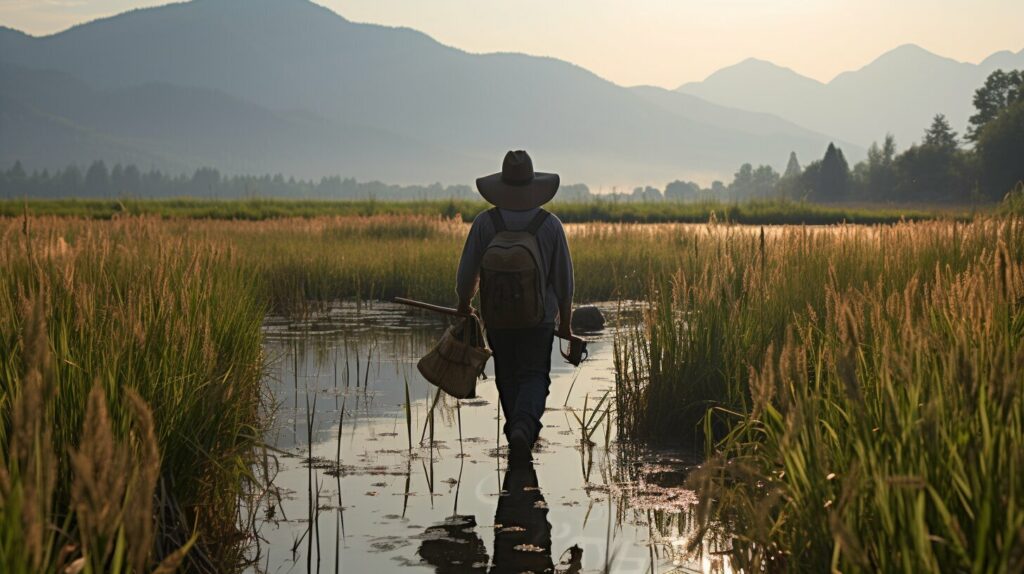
[{"x1": 456, "y1": 208, "x2": 574, "y2": 326}]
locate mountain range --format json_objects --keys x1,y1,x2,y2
[
  {"x1": 678, "y1": 44, "x2": 1024, "y2": 150},
  {"x1": 0, "y1": 0, "x2": 1019, "y2": 187},
  {"x1": 0, "y1": 0, "x2": 854, "y2": 187}
]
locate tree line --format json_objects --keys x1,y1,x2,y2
[
  {"x1": 637, "y1": 68, "x2": 1024, "y2": 204},
  {"x1": 2, "y1": 70, "x2": 1021, "y2": 205},
  {"x1": 0, "y1": 165, "x2": 480, "y2": 201},
  {"x1": 0, "y1": 161, "x2": 599, "y2": 203}
]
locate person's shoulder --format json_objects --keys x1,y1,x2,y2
[
  {"x1": 540, "y1": 209, "x2": 566, "y2": 232},
  {"x1": 471, "y1": 208, "x2": 493, "y2": 222},
  {"x1": 470, "y1": 209, "x2": 495, "y2": 228}
]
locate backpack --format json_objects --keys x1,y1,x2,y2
[{"x1": 479, "y1": 208, "x2": 550, "y2": 329}]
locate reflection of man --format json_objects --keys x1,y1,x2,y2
[
  {"x1": 491, "y1": 463, "x2": 553, "y2": 574},
  {"x1": 418, "y1": 515, "x2": 489, "y2": 573},
  {"x1": 418, "y1": 463, "x2": 581, "y2": 573}
]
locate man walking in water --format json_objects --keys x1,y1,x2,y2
[{"x1": 456, "y1": 150, "x2": 574, "y2": 465}]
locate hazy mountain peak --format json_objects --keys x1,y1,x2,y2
[
  {"x1": 851, "y1": 43, "x2": 963, "y2": 73},
  {"x1": 735, "y1": 57, "x2": 785, "y2": 69},
  {"x1": 826, "y1": 43, "x2": 972, "y2": 95},
  {"x1": 675, "y1": 55, "x2": 826, "y2": 127},
  {"x1": 683, "y1": 56, "x2": 822, "y2": 90},
  {"x1": 676, "y1": 42, "x2": 1017, "y2": 149},
  {"x1": 982, "y1": 50, "x2": 1015, "y2": 63},
  {"x1": 882, "y1": 43, "x2": 933, "y2": 57},
  {"x1": 33, "y1": 0, "x2": 347, "y2": 40},
  {"x1": 190, "y1": 0, "x2": 339, "y2": 15},
  {"x1": 979, "y1": 48, "x2": 1024, "y2": 71}
]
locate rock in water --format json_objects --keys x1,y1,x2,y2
[{"x1": 571, "y1": 306, "x2": 605, "y2": 332}]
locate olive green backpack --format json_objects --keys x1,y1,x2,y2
[{"x1": 479, "y1": 208, "x2": 550, "y2": 329}]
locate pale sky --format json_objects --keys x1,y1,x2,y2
[{"x1": 2, "y1": 0, "x2": 1022, "y2": 87}]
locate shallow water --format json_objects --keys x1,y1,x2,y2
[{"x1": 246, "y1": 302, "x2": 732, "y2": 573}]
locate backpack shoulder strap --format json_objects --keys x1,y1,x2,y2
[
  {"x1": 487, "y1": 208, "x2": 507, "y2": 233},
  {"x1": 524, "y1": 209, "x2": 550, "y2": 235}
]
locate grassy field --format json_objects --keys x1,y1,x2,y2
[
  {"x1": 2, "y1": 212, "x2": 1021, "y2": 572},
  {"x1": 614, "y1": 219, "x2": 1024, "y2": 571},
  {"x1": 0, "y1": 214, "x2": 703, "y2": 571},
  {"x1": 195, "y1": 215, "x2": 707, "y2": 312},
  {"x1": 0, "y1": 197, "x2": 977, "y2": 225}
]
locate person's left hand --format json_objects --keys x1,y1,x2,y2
[{"x1": 457, "y1": 301, "x2": 474, "y2": 316}]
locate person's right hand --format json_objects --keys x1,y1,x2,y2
[{"x1": 556, "y1": 321, "x2": 571, "y2": 339}]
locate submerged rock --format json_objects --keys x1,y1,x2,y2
[{"x1": 571, "y1": 306, "x2": 605, "y2": 332}]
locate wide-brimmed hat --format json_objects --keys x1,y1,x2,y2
[{"x1": 476, "y1": 150, "x2": 560, "y2": 210}]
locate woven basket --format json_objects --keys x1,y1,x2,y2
[{"x1": 417, "y1": 316, "x2": 491, "y2": 399}]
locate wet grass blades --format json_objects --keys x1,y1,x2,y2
[
  {"x1": 615, "y1": 218, "x2": 1024, "y2": 572},
  {"x1": 569, "y1": 390, "x2": 612, "y2": 447}
]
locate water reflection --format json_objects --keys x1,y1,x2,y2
[
  {"x1": 418, "y1": 515, "x2": 488, "y2": 572},
  {"x1": 419, "y1": 462, "x2": 578, "y2": 573},
  {"x1": 248, "y1": 301, "x2": 731, "y2": 574},
  {"x1": 491, "y1": 463, "x2": 554, "y2": 573}
]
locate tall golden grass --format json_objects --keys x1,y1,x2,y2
[
  {"x1": 165, "y1": 214, "x2": 697, "y2": 312},
  {"x1": 2, "y1": 217, "x2": 263, "y2": 572},
  {"x1": 615, "y1": 219, "x2": 1024, "y2": 571},
  {"x1": 0, "y1": 213, "x2": 694, "y2": 571},
  {"x1": 4, "y1": 213, "x2": 1020, "y2": 572}
]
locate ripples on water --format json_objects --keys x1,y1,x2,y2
[{"x1": 245, "y1": 302, "x2": 733, "y2": 573}]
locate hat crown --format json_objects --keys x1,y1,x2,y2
[
  {"x1": 476, "y1": 149, "x2": 559, "y2": 210},
  {"x1": 500, "y1": 150, "x2": 535, "y2": 185}
]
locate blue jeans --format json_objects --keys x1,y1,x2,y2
[{"x1": 487, "y1": 326, "x2": 554, "y2": 445}]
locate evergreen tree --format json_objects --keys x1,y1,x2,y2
[
  {"x1": 783, "y1": 152, "x2": 802, "y2": 179},
  {"x1": 61, "y1": 165, "x2": 84, "y2": 194},
  {"x1": 923, "y1": 114, "x2": 959, "y2": 151},
  {"x1": 894, "y1": 116, "x2": 973, "y2": 203},
  {"x1": 814, "y1": 143, "x2": 850, "y2": 201},
  {"x1": 110, "y1": 164, "x2": 125, "y2": 194},
  {"x1": 778, "y1": 152, "x2": 803, "y2": 200},
  {"x1": 893, "y1": 117, "x2": 972, "y2": 202},
  {"x1": 85, "y1": 160, "x2": 109, "y2": 195},
  {"x1": 123, "y1": 165, "x2": 142, "y2": 196},
  {"x1": 858, "y1": 134, "x2": 897, "y2": 200},
  {"x1": 8, "y1": 160, "x2": 27, "y2": 182}
]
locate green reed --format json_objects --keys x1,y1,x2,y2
[
  {"x1": 614, "y1": 218, "x2": 1024, "y2": 572},
  {"x1": 1, "y1": 217, "x2": 265, "y2": 572}
]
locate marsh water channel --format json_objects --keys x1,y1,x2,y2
[{"x1": 248, "y1": 302, "x2": 732, "y2": 574}]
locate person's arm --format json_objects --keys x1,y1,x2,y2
[
  {"x1": 550, "y1": 218, "x2": 575, "y2": 337},
  {"x1": 455, "y1": 215, "x2": 487, "y2": 314}
]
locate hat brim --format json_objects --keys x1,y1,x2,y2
[{"x1": 476, "y1": 172, "x2": 560, "y2": 210}]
